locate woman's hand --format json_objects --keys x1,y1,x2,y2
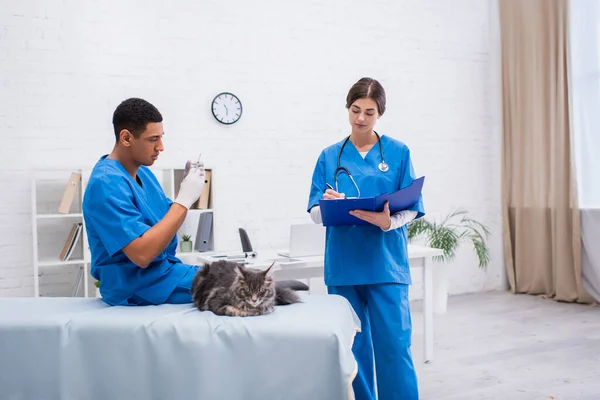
[
  {"x1": 350, "y1": 201, "x2": 392, "y2": 230},
  {"x1": 322, "y1": 189, "x2": 345, "y2": 200}
]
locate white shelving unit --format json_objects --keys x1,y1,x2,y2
[
  {"x1": 151, "y1": 167, "x2": 215, "y2": 253},
  {"x1": 31, "y1": 166, "x2": 214, "y2": 298},
  {"x1": 31, "y1": 169, "x2": 89, "y2": 298}
]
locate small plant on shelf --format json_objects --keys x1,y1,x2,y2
[{"x1": 180, "y1": 234, "x2": 193, "y2": 252}]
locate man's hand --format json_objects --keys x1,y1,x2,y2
[
  {"x1": 174, "y1": 161, "x2": 206, "y2": 209},
  {"x1": 349, "y1": 201, "x2": 392, "y2": 230}
]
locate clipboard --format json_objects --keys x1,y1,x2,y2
[{"x1": 318, "y1": 176, "x2": 425, "y2": 227}]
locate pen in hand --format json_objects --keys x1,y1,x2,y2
[{"x1": 324, "y1": 183, "x2": 345, "y2": 200}]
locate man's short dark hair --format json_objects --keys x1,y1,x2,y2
[{"x1": 112, "y1": 98, "x2": 163, "y2": 141}]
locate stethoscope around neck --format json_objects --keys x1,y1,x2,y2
[{"x1": 334, "y1": 131, "x2": 389, "y2": 198}]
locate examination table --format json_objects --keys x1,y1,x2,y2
[{"x1": 0, "y1": 293, "x2": 360, "y2": 400}]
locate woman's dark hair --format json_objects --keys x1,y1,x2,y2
[
  {"x1": 112, "y1": 98, "x2": 163, "y2": 141},
  {"x1": 345, "y1": 77, "x2": 386, "y2": 115}
]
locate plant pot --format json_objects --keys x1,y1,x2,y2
[
  {"x1": 180, "y1": 241, "x2": 193, "y2": 252},
  {"x1": 433, "y1": 263, "x2": 448, "y2": 314},
  {"x1": 95, "y1": 287, "x2": 101, "y2": 298}
]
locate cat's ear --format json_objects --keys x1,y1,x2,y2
[
  {"x1": 263, "y1": 262, "x2": 275, "y2": 278},
  {"x1": 235, "y1": 264, "x2": 245, "y2": 280}
]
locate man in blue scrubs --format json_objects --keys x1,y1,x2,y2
[
  {"x1": 82, "y1": 98, "x2": 205, "y2": 306},
  {"x1": 308, "y1": 78, "x2": 425, "y2": 399}
]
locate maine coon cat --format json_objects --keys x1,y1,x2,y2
[{"x1": 191, "y1": 260, "x2": 301, "y2": 317}]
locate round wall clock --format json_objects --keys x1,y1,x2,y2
[{"x1": 211, "y1": 92, "x2": 242, "y2": 125}]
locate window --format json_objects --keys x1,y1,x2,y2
[{"x1": 570, "y1": 0, "x2": 600, "y2": 208}]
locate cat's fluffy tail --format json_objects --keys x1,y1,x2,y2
[{"x1": 275, "y1": 286, "x2": 302, "y2": 305}]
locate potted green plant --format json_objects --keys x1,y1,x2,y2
[
  {"x1": 180, "y1": 234, "x2": 193, "y2": 252},
  {"x1": 407, "y1": 209, "x2": 491, "y2": 313},
  {"x1": 94, "y1": 280, "x2": 101, "y2": 298}
]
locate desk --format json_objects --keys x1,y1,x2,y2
[{"x1": 181, "y1": 244, "x2": 443, "y2": 363}]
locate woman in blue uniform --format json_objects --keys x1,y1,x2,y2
[
  {"x1": 82, "y1": 98, "x2": 206, "y2": 306},
  {"x1": 307, "y1": 78, "x2": 425, "y2": 400}
]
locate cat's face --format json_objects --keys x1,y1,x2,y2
[{"x1": 234, "y1": 265, "x2": 275, "y2": 308}]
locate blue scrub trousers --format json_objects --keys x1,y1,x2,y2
[
  {"x1": 328, "y1": 283, "x2": 418, "y2": 400},
  {"x1": 165, "y1": 265, "x2": 199, "y2": 304},
  {"x1": 127, "y1": 265, "x2": 199, "y2": 305}
]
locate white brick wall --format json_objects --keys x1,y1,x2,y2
[{"x1": 0, "y1": 0, "x2": 505, "y2": 298}]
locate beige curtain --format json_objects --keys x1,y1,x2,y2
[{"x1": 498, "y1": 0, "x2": 593, "y2": 303}]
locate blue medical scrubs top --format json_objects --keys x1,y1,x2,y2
[
  {"x1": 307, "y1": 134, "x2": 425, "y2": 287},
  {"x1": 82, "y1": 155, "x2": 191, "y2": 306}
]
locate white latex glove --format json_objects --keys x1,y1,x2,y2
[{"x1": 174, "y1": 160, "x2": 206, "y2": 209}]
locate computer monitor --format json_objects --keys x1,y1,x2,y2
[{"x1": 278, "y1": 224, "x2": 326, "y2": 258}]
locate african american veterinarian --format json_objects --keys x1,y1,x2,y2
[{"x1": 82, "y1": 98, "x2": 204, "y2": 306}]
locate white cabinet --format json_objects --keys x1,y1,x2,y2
[
  {"x1": 31, "y1": 169, "x2": 89, "y2": 298},
  {"x1": 31, "y1": 166, "x2": 214, "y2": 298},
  {"x1": 150, "y1": 167, "x2": 214, "y2": 253}
]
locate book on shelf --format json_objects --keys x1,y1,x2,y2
[
  {"x1": 59, "y1": 223, "x2": 83, "y2": 261},
  {"x1": 194, "y1": 211, "x2": 213, "y2": 252},
  {"x1": 192, "y1": 169, "x2": 212, "y2": 209},
  {"x1": 58, "y1": 171, "x2": 81, "y2": 214}
]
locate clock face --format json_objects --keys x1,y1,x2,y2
[{"x1": 211, "y1": 92, "x2": 242, "y2": 125}]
